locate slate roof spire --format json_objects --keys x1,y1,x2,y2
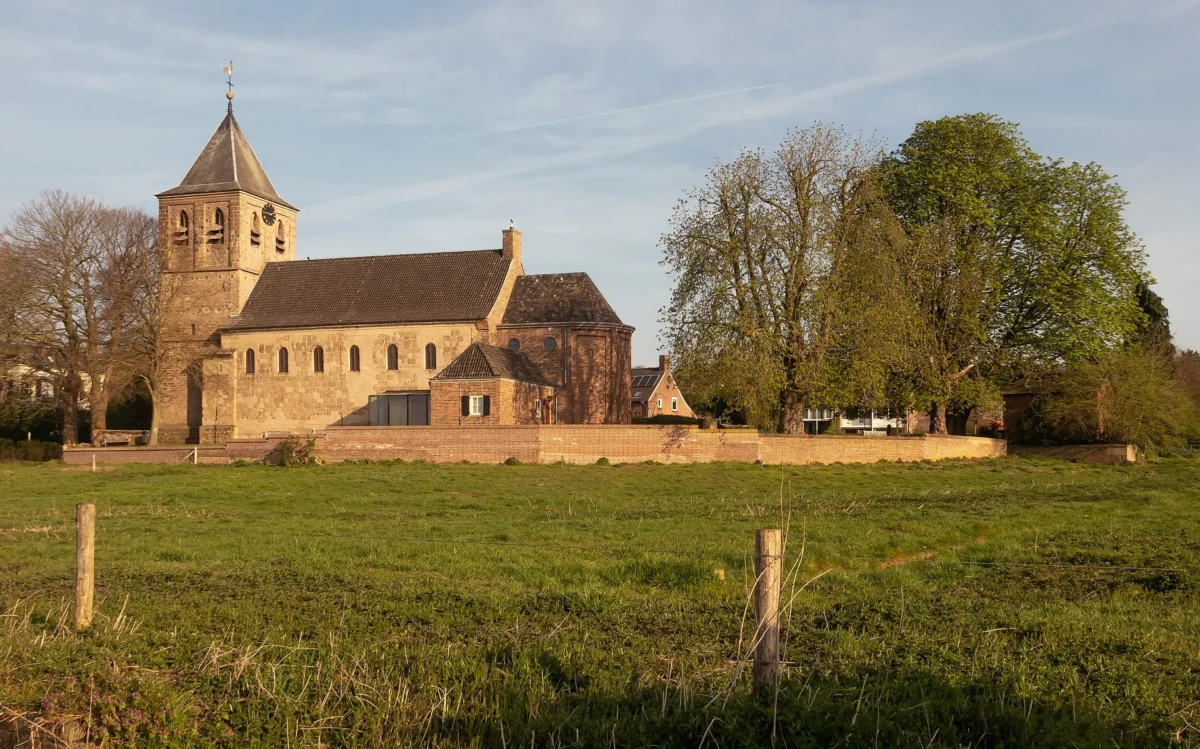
[{"x1": 156, "y1": 103, "x2": 295, "y2": 210}]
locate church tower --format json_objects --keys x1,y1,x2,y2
[{"x1": 155, "y1": 83, "x2": 298, "y2": 443}]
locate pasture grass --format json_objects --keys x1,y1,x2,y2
[{"x1": 1, "y1": 456, "x2": 1198, "y2": 747}]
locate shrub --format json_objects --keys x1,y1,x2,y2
[
  {"x1": 632, "y1": 415, "x2": 705, "y2": 426},
  {"x1": 1039, "y1": 347, "x2": 1200, "y2": 453},
  {"x1": 275, "y1": 436, "x2": 321, "y2": 467},
  {"x1": 595, "y1": 457, "x2": 610, "y2": 465},
  {"x1": 0, "y1": 438, "x2": 62, "y2": 462},
  {"x1": 504, "y1": 457, "x2": 520, "y2": 466}
]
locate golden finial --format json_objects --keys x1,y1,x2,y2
[{"x1": 223, "y1": 61, "x2": 234, "y2": 111}]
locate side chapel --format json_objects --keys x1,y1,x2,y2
[{"x1": 156, "y1": 97, "x2": 632, "y2": 443}]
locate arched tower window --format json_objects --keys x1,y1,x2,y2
[
  {"x1": 387, "y1": 344, "x2": 398, "y2": 371},
  {"x1": 349, "y1": 345, "x2": 360, "y2": 372},
  {"x1": 276, "y1": 219, "x2": 287, "y2": 254},
  {"x1": 175, "y1": 210, "x2": 190, "y2": 245},
  {"x1": 424, "y1": 343, "x2": 437, "y2": 370},
  {"x1": 278, "y1": 347, "x2": 289, "y2": 374},
  {"x1": 245, "y1": 348, "x2": 255, "y2": 374},
  {"x1": 250, "y1": 212, "x2": 262, "y2": 246},
  {"x1": 211, "y1": 208, "x2": 225, "y2": 244},
  {"x1": 313, "y1": 346, "x2": 324, "y2": 373}
]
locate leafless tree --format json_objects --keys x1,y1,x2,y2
[{"x1": 2, "y1": 190, "x2": 155, "y2": 443}]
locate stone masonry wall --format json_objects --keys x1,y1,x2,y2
[
  {"x1": 316, "y1": 427, "x2": 1006, "y2": 465},
  {"x1": 221, "y1": 322, "x2": 479, "y2": 436}
]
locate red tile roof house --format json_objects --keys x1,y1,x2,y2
[{"x1": 631, "y1": 356, "x2": 694, "y2": 419}]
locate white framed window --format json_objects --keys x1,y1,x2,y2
[
  {"x1": 656, "y1": 398, "x2": 663, "y2": 409},
  {"x1": 671, "y1": 397, "x2": 678, "y2": 412},
  {"x1": 469, "y1": 395, "x2": 485, "y2": 416}
]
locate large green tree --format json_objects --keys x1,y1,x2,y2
[
  {"x1": 660, "y1": 125, "x2": 908, "y2": 432},
  {"x1": 882, "y1": 114, "x2": 1147, "y2": 432}
]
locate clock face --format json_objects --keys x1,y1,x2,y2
[{"x1": 262, "y1": 203, "x2": 277, "y2": 226}]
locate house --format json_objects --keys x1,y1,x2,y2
[
  {"x1": 631, "y1": 356, "x2": 694, "y2": 419},
  {"x1": 155, "y1": 96, "x2": 633, "y2": 443}
]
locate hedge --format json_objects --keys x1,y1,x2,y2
[{"x1": 0, "y1": 438, "x2": 63, "y2": 462}]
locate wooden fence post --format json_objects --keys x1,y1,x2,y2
[
  {"x1": 75, "y1": 502, "x2": 95, "y2": 629},
  {"x1": 753, "y1": 528, "x2": 782, "y2": 694}
]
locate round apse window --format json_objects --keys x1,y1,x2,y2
[
  {"x1": 543, "y1": 337, "x2": 557, "y2": 352},
  {"x1": 507, "y1": 338, "x2": 521, "y2": 352}
]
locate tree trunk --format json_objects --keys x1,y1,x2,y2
[
  {"x1": 61, "y1": 392, "x2": 78, "y2": 444},
  {"x1": 90, "y1": 392, "x2": 108, "y2": 438},
  {"x1": 147, "y1": 389, "x2": 160, "y2": 446},
  {"x1": 779, "y1": 392, "x2": 806, "y2": 434},
  {"x1": 929, "y1": 401, "x2": 949, "y2": 435}
]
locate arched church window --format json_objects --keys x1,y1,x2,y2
[
  {"x1": 246, "y1": 348, "x2": 255, "y2": 374},
  {"x1": 387, "y1": 344, "x2": 398, "y2": 371},
  {"x1": 424, "y1": 343, "x2": 437, "y2": 370},
  {"x1": 251, "y1": 212, "x2": 261, "y2": 246},
  {"x1": 278, "y1": 347, "x2": 289, "y2": 374},
  {"x1": 175, "y1": 210, "x2": 190, "y2": 245},
  {"x1": 349, "y1": 345, "x2": 360, "y2": 372},
  {"x1": 212, "y1": 208, "x2": 225, "y2": 244},
  {"x1": 313, "y1": 346, "x2": 324, "y2": 373}
]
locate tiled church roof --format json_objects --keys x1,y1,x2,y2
[
  {"x1": 157, "y1": 112, "x2": 295, "y2": 209},
  {"x1": 501, "y1": 273, "x2": 626, "y2": 326},
  {"x1": 226, "y1": 250, "x2": 512, "y2": 331},
  {"x1": 433, "y1": 342, "x2": 551, "y2": 384}
]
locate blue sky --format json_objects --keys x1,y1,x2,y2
[{"x1": 1, "y1": 0, "x2": 1197, "y2": 363}]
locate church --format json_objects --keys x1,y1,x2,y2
[{"x1": 155, "y1": 98, "x2": 633, "y2": 444}]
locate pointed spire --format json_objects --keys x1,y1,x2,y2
[{"x1": 157, "y1": 109, "x2": 295, "y2": 210}]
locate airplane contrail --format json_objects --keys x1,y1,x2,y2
[{"x1": 429, "y1": 82, "x2": 783, "y2": 144}]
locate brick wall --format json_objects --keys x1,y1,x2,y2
[
  {"x1": 316, "y1": 426, "x2": 1005, "y2": 465},
  {"x1": 1008, "y1": 444, "x2": 1137, "y2": 464}
]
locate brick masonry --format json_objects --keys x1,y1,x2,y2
[{"x1": 65, "y1": 429, "x2": 1005, "y2": 466}]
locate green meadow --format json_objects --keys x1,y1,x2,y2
[{"x1": 1, "y1": 457, "x2": 1198, "y2": 747}]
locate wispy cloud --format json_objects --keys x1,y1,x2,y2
[
  {"x1": 308, "y1": 15, "x2": 1120, "y2": 222},
  {"x1": 428, "y1": 83, "x2": 784, "y2": 144}
]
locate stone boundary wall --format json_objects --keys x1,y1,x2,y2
[
  {"x1": 1008, "y1": 444, "x2": 1138, "y2": 465},
  {"x1": 62, "y1": 446, "x2": 228, "y2": 465},
  {"x1": 317, "y1": 426, "x2": 1005, "y2": 465},
  {"x1": 65, "y1": 427, "x2": 1006, "y2": 466}
]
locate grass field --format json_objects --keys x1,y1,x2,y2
[{"x1": 1, "y1": 456, "x2": 1198, "y2": 747}]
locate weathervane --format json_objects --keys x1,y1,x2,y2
[{"x1": 223, "y1": 61, "x2": 234, "y2": 113}]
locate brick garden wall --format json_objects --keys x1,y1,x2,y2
[
  {"x1": 66, "y1": 427, "x2": 1006, "y2": 466},
  {"x1": 317, "y1": 426, "x2": 1005, "y2": 465}
]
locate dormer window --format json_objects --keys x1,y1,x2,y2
[
  {"x1": 175, "y1": 210, "x2": 190, "y2": 245},
  {"x1": 251, "y1": 212, "x2": 261, "y2": 247},
  {"x1": 275, "y1": 219, "x2": 286, "y2": 254}
]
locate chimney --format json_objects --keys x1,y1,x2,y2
[
  {"x1": 659, "y1": 354, "x2": 670, "y2": 374},
  {"x1": 502, "y1": 224, "x2": 522, "y2": 262}
]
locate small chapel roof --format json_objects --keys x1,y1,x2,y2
[
  {"x1": 225, "y1": 250, "x2": 512, "y2": 331},
  {"x1": 500, "y1": 273, "x2": 626, "y2": 326},
  {"x1": 433, "y1": 342, "x2": 551, "y2": 384},
  {"x1": 157, "y1": 111, "x2": 295, "y2": 209}
]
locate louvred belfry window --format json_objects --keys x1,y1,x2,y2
[
  {"x1": 175, "y1": 210, "x2": 190, "y2": 245},
  {"x1": 212, "y1": 208, "x2": 225, "y2": 244}
]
